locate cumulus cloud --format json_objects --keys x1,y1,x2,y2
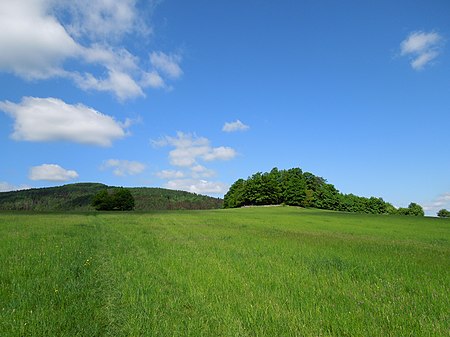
[
  {"x1": 222, "y1": 120, "x2": 250, "y2": 132},
  {"x1": 101, "y1": 159, "x2": 146, "y2": 176},
  {"x1": 153, "y1": 132, "x2": 237, "y2": 167},
  {"x1": 203, "y1": 147, "x2": 237, "y2": 161},
  {"x1": 0, "y1": 0, "x2": 80, "y2": 79},
  {"x1": 423, "y1": 192, "x2": 450, "y2": 214},
  {"x1": 150, "y1": 52, "x2": 183, "y2": 79},
  {"x1": 400, "y1": 31, "x2": 444, "y2": 70},
  {"x1": 0, "y1": 0, "x2": 181, "y2": 100},
  {"x1": 55, "y1": 0, "x2": 150, "y2": 42},
  {"x1": 165, "y1": 179, "x2": 228, "y2": 195},
  {"x1": 29, "y1": 164, "x2": 79, "y2": 182},
  {"x1": 141, "y1": 71, "x2": 166, "y2": 89},
  {"x1": 190, "y1": 165, "x2": 216, "y2": 178},
  {"x1": 0, "y1": 97, "x2": 128, "y2": 146},
  {"x1": 156, "y1": 170, "x2": 185, "y2": 179},
  {"x1": 0, "y1": 182, "x2": 31, "y2": 192},
  {"x1": 72, "y1": 70, "x2": 144, "y2": 101},
  {"x1": 153, "y1": 132, "x2": 236, "y2": 195}
]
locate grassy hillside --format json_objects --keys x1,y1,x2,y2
[
  {"x1": 0, "y1": 183, "x2": 223, "y2": 211},
  {"x1": 1, "y1": 207, "x2": 448, "y2": 336}
]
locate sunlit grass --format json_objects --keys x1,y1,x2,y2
[{"x1": 1, "y1": 208, "x2": 449, "y2": 336}]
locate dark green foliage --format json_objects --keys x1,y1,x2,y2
[
  {"x1": 131, "y1": 187, "x2": 223, "y2": 210},
  {"x1": 398, "y1": 203, "x2": 425, "y2": 216},
  {"x1": 437, "y1": 209, "x2": 450, "y2": 218},
  {"x1": 0, "y1": 183, "x2": 223, "y2": 211},
  {"x1": 281, "y1": 168, "x2": 306, "y2": 206},
  {"x1": 92, "y1": 188, "x2": 135, "y2": 211},
  {"x1": 407, "y1": 203, "x2": 425, "y2": 216},
  {"x1": 91, "y1": 190, "x2": 112, "y2": 211},
  {"x1": 223, "y1": 179, "x2": 246, "y2": 208},
  {"x1": 224, "y1": 167, "x2": 423, "y2": 216},
  {"x1": 0, "y1": 183, "x2": 107, "y2": 211},
  {"x1": 113, "y1": 188, "x2": 135, "y2": 211}
]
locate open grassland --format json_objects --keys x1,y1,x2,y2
[{"x1": 0, "y1": 208, "x2": 449, "y2": 336}]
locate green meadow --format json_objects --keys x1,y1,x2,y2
[{"x1": 1, "y1": 208, "x2": 449, "y2": 336}]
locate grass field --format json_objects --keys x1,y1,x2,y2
[{"x1": 1, "y1": 207, "x2": 449, "y2": 336}]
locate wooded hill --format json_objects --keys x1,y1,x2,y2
[
  {"x1": 0, "y1": 183, "x2": 223, "y2": 211},
  {"x1": 224, "y1": 167, "x2": 424, "y2": 216}
]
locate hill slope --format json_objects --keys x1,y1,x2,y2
[{"x1": 0, "y1": 183, "x2": 223, "y2": 211}]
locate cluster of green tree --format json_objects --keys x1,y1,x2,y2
[
  {"x1": 437, "y1": 209, "x2": 450, "y2": 218},
  {"x1": 0, "y1": 183, "x2": 223, "y2": 211},
  {"x1": 397, "y1": 203, "x2": 425, "y2": 216},
  {"x1": 224, "y1": 167, "x2": 424, "y2": 216},
  {"x1": 92, "y1": 188, "x2": 135, "y2": 211}
]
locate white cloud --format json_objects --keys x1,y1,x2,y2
[
  {"x1": 153, "y1": 132, "x2": 237, "y2": 167},
  {"x1": 222, "y1": 120, "x2": 250, "y2": 132},
  {"x1": 203, "y1": 147, "x2": 237, "y2": 161},
  {"x1": 0, "y1": 0, "x2": 80, "y2": 79},
  {"x1": 150, "y1": 52, "x2": 183, "y2": 79},
  {"x1": 165, "y1": 179, "x2": 228, "y2": 195},
  {"x1": 0, "y1": 1, "x2": 180, "y2": 100},
  {"x1": 102, "y1": 159, "x2": 146, "y2": 176},
  {"x1": 169, "y1": 146, "x2": 210, "y2": 167},
  {"x1": 141, "y1": 71, "x2": 166, "y2": 89},
  {"x1": 156, "y1": 166, "x2": 215, "y2": 182},
  {"x1": 190, "y1": 165, "x2": 216, "y2": 178},
  {"x1": 0, "y1": 97, "x2": 128, "y2": 146},
  {"x1": 153, "y1": 132, "x2": 236, "y2": 195},
  {"x1": 29, "y1": 164, "x2": 79, "y2": 182},
  {"x1": 55, "y1": 0, "x2": 150, "y2": 42},
  {"x1": 72, "y1": 70, "x2": 144, "y2": 101},
  {"x1": 80, "y1": 44, "x2": 140, "y2": 73},
  {"x1": 156, "y1": 170, "x2": 185, "y2": 179},
  {"x1": 400, "y1": 31, "x2": 444, "y2": 70},
  {"x1": 410, "y1": 51, "x2": 439, "y2": 70},
  {"x1": 423, "y1": 192, "x2": 450, "y2": 215},
  {"x1": 0, "y1": 182, "x2": 31, "y2": 192},
  {"x1": 400, "y1": 31, "x2": 441, "y2": 54}
]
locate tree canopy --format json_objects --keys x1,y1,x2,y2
[
  {"x1": 437, "y1": 209, "x2": 450, "y2": 218},
  {"x1": 92, "y1": 188, "x2": 135, "y2": 211},
  {"x1": 224, "y1": 167, "x2": 423, "y2": 216},
  {"x1": 397, "y1": 203, "x2": 425, "y2": 216}
]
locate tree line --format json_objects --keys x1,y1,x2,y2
[
  {"x1": 0, "y1": 183, "x2": 223, "y2": 211},
  {"x1": 224, "y1": 167, "x2": 425, "y2": 216}
]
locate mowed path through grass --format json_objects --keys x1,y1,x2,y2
[{"x1": 1, "y1": 208, "x2": 449, "y2": 336}]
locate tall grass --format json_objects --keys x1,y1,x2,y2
[{"x1": 1, "y1": 208, "x2": 449, "y2": 336}]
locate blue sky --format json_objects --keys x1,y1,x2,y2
[{"x1": 0, "y1": 0, "x2": 449, "y2": 215}]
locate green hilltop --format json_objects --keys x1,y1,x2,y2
[
  {"x1": 224, "y1": 167, "x2": 425, "y2": 216},
  {"x1": 0, "y1": 183, "x2": 223, "y2": 211}
]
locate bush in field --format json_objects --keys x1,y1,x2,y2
[
  {"x1": 92, "y1": 188, "x2": 134, "y2": 211},
  {"x1": 437, "y1": 209, "x2": 450, "y2": 218}
]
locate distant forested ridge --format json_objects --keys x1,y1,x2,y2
[
  {"x1": 224, "y1": 167, "x2": 422, "y2": 215},
  {"x1": 0, "y1": 183, "x2": 223, "y2": 211}
]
